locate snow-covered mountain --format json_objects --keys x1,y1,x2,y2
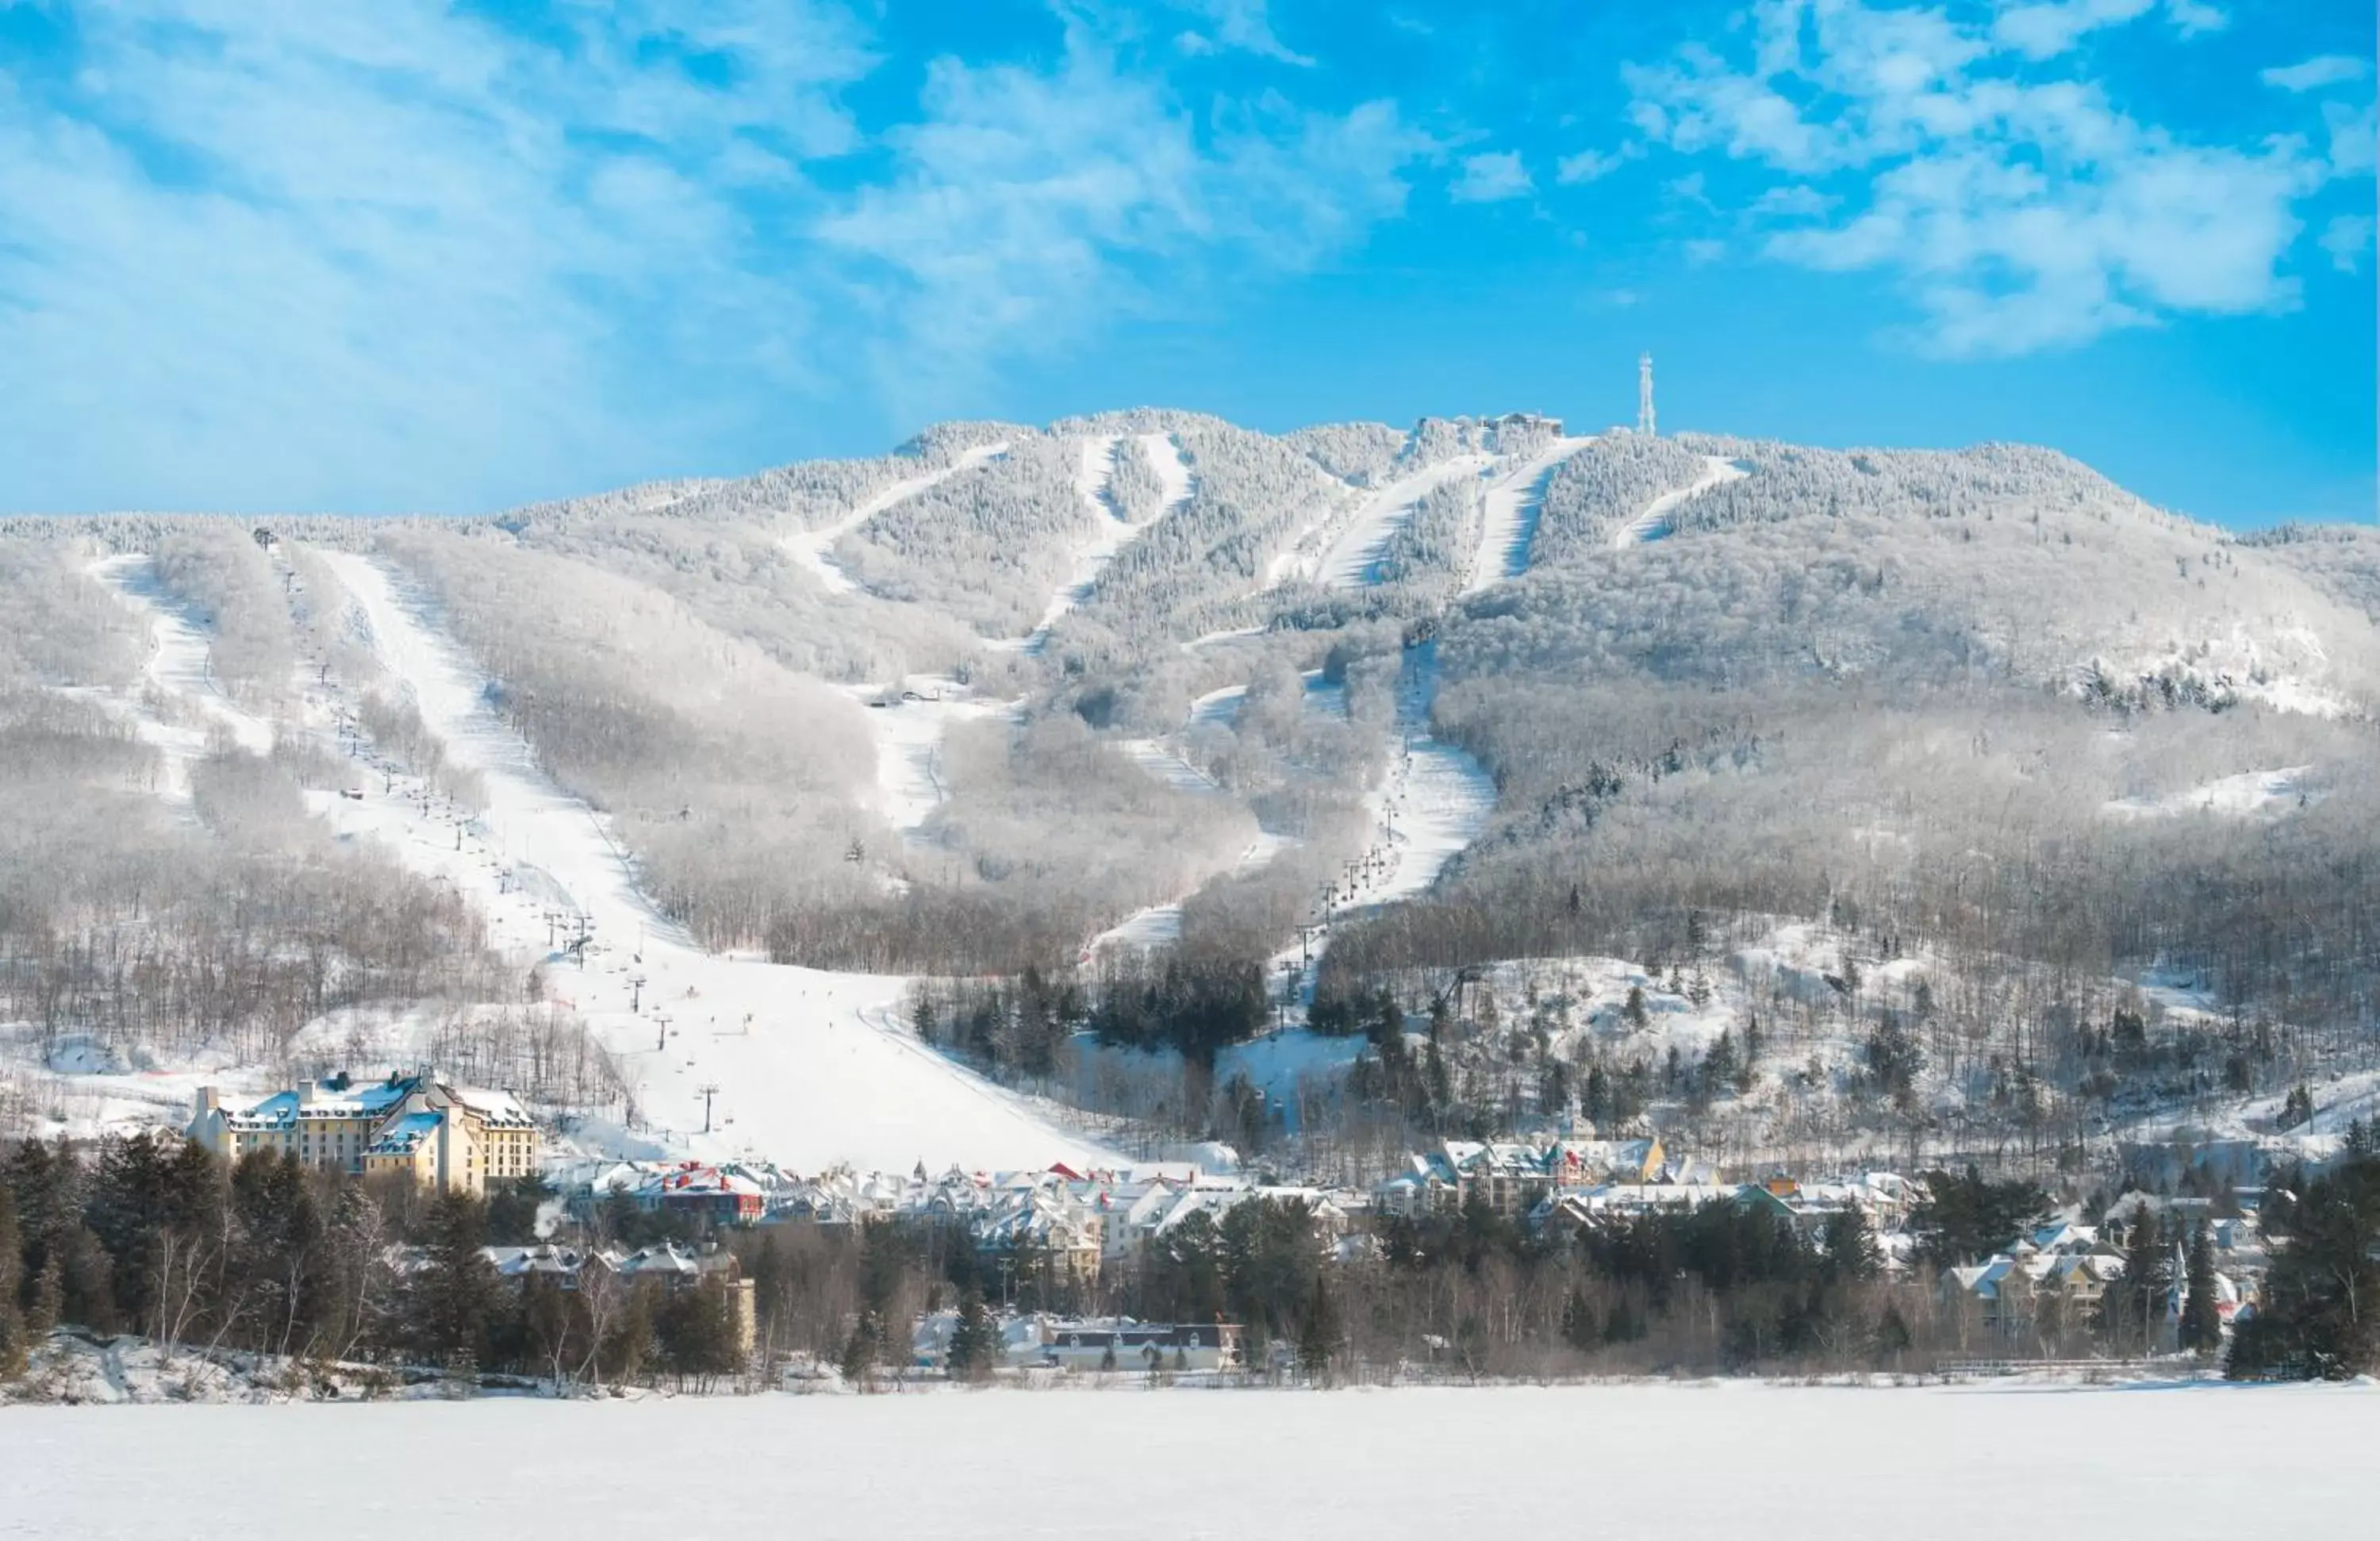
[{"x1": 2, "y1": 410, "x2": 2374, "y2": 1174}]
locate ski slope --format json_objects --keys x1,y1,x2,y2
[
  {"x1": 87, "y1": 555, "x2": 277, "y2": 800},
  {"x1": 1263, "y1": 640, "x2": 1495, "y2": 1020},
  {"x1": 1088, "y1": 832, "x2": 1301, "y2": 958},
  {"x1": 1464, "y1": 436, "x2": 1596, "y2": 594},
  {"x1": 1311, "y1": 454, "x2": 1495, "y2": 590},
  {"x1": 1188, "y1": 684, "x2": 1249, "y2": 730},
  {"x1": 785, "y1": 441, "x2": 1010, "y2": 596},
  {"x1": 1610, "y1": 455, "x2": 1750, "y2": 548},
  {"x1": 2104, "y1": 766, "x2": 2319, "y2": 820},
  {"x1": 309, "y1": 548, "x2": 1108, "y2": 1173},
  {"x1": 846, "y1": 678, "x2": 1019, "y2": 850},
  {"x1": 1135, "y1": 430, "x2": 1194, "y2": 513},
  {"x1": 1114, "y1": 738, "x2": 1222, "y2": 796},
  {"x1": 999, "y1": 433, "x2": 1195, "y2": 655}
]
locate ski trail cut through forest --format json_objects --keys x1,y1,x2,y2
[
  {"x1": 1610, "y1": 455, "x2": 1750, "y2": 548},
  {"x1": 308, "y1": 547, "x2": 1111, "y2": 1174},
  {"x1": 88, "y1": 554, "x2": 277, "y2": 801},
  {"x1": 1265, "y1": 640, "x2": 1495, "y2": 1024},
  {"x1": 1464, "y1": 436, "x2": 1597, "y2": 594},
  {"x1": 786, "y1": 440, "x2": 1011, "y2": 596},
  {"x1": 1087, "y1": 831, "x2": 1302, "y2": 959},
  {"x1": 1313, "y1": 454, "x2": 1496, "y2": 590},
  {"x1": 845, "y1": 678, "x2": 1021, "y2": 852},
  {"x1": 999, "y1": 432, "x2": 1194, "y2": 655}
]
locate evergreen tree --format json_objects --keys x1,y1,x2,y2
[
  {"x1": 485, "y1": 1172, "x2": 554, "y2": 1247},
  {"x1": 839, "y1": 1309, "x2": 885, "y2": 1389},
  {"x1": 2102, "y1": 1208, "x2": 2171, "y2": 1354},
  {"x1": 0, "y1": 1179, "x2": 24, "y2": 1379},
  {"x1": 406, "y1": 1191, "x2": 496, "y2": 1371},
  {"x1": 2178, "y1": 1221, "x2": 2221, "y2": 1355},
  {"x1": 945, "y1": 1289, "x2": 998, "y2": 1382},
  {"x1": 2228, "y1": 1157, "x2": 2380, "y2": 1379},
  {"x1": 656, "y1": 1279, "x2": 742, "y2": 1389},
  {"x1": 1560, "y1": 1285, "x2": 1599, "y2": 1355},
  {"x1": 1296, "y1": 1273, "x2": 1340, "y2": 1385},
  {"x1": 1820, "y1": 1208, "x2": 1881, "y2": 1284},
  {"x1": 1911, "y1": 1166, "x2": 2048, "y2": 1267},
  {"x1": 1702, "y1": 1032, "x2": 1737, "y2": 1098}
]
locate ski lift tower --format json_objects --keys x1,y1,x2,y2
[{"x1": 1637, "y1": 352, "x2": 1656, "y2": 437}]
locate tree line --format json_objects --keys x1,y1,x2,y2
[{"x1": 0, "y1": 1135, "x2": 740, "y2": 1392}]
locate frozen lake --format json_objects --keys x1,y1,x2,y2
[{"x1": 2, "y1": 1381, "x2": 2370, "y2": 1539}]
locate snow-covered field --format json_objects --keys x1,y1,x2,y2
[
  {"x1": 3, "y1": 1382, "x2": 2367, "y2": 1540},
  {"x1": 309, "y1": 550, "x2": 1108, "y2": 1174}
]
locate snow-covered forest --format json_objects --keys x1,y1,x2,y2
[{"x1": 3, "y1": 409, "x2": 2376, "y2": 1195}]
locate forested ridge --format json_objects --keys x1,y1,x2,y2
[{"x1": 2, "y1": 407, "x2": 2375, "y2": 1192}]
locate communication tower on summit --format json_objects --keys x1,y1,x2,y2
[{"x1": 1637, "y1": 352, "x2": 1656, "y2": 436}]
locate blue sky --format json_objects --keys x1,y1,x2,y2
[{"x1": 0, "y1": 0, "x2": 2370, "y2": 525}]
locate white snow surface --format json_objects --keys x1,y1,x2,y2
[
  {"x1": 1187, "y1": 683, "x2": 1248, "y2": 729},
  {"x1": 1088, "y1": 832, "x2": 1300, "y2": 958},
  {"x1": 309, "y1": 548, "x2": 1108, "y2": 1173},
  {"x1": 1610, "y1": 455, "x2": 1750, "y2": 548},
  {"x1": 784, "y1": 440, "x2": 1009, "y2": 596},
  {"x1": 4, "y1": 1382, "x2": 2368, "y2": 1540},
  {"x1": 1310, "y1": 452, "x2": 1495, "y2": 590},
  {"x1": 1114, "y1": 738, "x2": 1223, "y2": 796},
  {"x1": 997, "y1": 433, "x2": 1192, "y2": 654},
  {"x1": 1464, "y1": 435, "x2": 1596, "y2": 593},
  {"x1": 846, "y1": 678, "x2": 1019, "y2": 847},
  {"x1": 87, "y1": 554, "x2": 276, "y2": 796},
  {"x1": 2104, "y1": 765, "x2": 2319, "y2": 820}
]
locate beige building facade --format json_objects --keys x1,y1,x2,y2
[{"x1": 189, "y1": 1073, "x2": 540, "y2": 1197}]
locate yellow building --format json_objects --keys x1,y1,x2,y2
[{"x1": 188, "y1": 1072, "x2": 540, "y2": 1197}]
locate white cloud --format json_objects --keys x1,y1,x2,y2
[
  {"x1": 1748, "y1": 184, "x2": 1837, "y2": 218},
  {"x1": 2262, "y1": 56, "x2": 2371, "y2": 94},
  {"x1": 1682, "y1": 237, "x2": 1726, "y2": 265},
  {"x1": 820, "y1": 27, "x2": 1430, "y2": 405},
  {"x1": 0, "y1": 1, "x2": 1429, "y2": 511},
  {"x1": 1172, "y1": 0, "x2": 1313, "y2": 66},
  {"x1": 2325, "y1": 100, "x2": 2378, "y2": 176},
  {"x1": 0, "y1": 0, "x2": 872, "y2": 513},
  {"x1": 1449, "y1": 149, "x2": 1533, "y2": 202},
  {"x1": 1625, "y1": 0, "x2": 2335, "y2": 357},
  {"x1": 1992, "y1": 0, "x2": 2225, "y2": 61},
  {"x1": 2320, "y1": 215, "x2": 2375, "y2": 274},
  {"x1": 1556, "y1": 147, "x2": 1626, "y2": 183}
]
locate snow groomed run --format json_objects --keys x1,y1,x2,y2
[{"x1": 310, "y1": 549, "x2": 1110, "y2": 1174}]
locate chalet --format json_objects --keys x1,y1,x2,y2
[
  {"x1": 479, "y1": 1240, "x2": 758, "y2": 1354},
  {"x1": 1374, "y1": 1136, "x2": 1665, "y2": 1220}
]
